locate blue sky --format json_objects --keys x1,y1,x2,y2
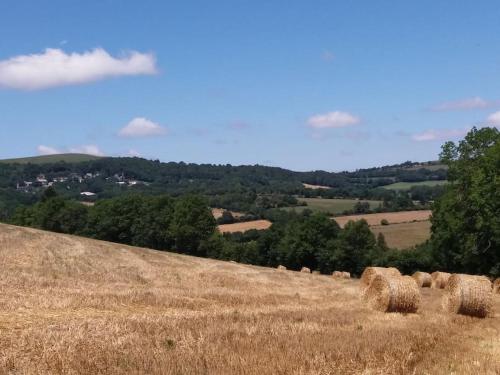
[{"x1": 1, "y1": 1, "x2": 500, "y2": 171}]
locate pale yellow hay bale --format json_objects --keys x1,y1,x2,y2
[
  {"x1": 412, "y1": 271, "x2": 432, "y2": 288},
  {"x1": 342, "y1": 271, "x2": 351, "y2": 279},
  {"x1": 362, "y1": 275, "x2": 421, "y2": 313},
  {"x1": 443, "y1": 274, "x2": 493, "y2": 318},
  {"x1": 277, "y1": 265, "x2": 286, "y2": 271},
  {"x1": 300, "y1": 267, "x2": 311, "y2": 273},
  {"x1": 494, "y1": 278, "x2": 500, "y2": 294},
  {"x1": 332, "y1": 271, "x2": 344, "y2": 278},
  {"x1": 431, "y1": 271, "x2": 451, "y2": 289},
  {"x1": 360, "y1": 267, "x2": 401, "y2": 289}
]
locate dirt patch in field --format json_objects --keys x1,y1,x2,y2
[
  {"x1": 211, "y1": 208, "x2": 244, "y2": 219},
  {"x1": 334, "y1": 210, "x2": 431, "y2": 227},
  {"x1": 218, "y1": 220, "x2": 272, "y2": 233},
  {"x1": 302, "y1": 183, "x2": 332, "y2": 189}
]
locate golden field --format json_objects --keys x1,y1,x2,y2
[
  {"x1": 0, "y1": 223, "x2": 499, "y2": 374},
  {"x1": 372, "y1": 220, "x2": 432, "y2": 249}
]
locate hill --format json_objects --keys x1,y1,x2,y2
[
  {"x1": 0, "y1": 153, "x2": 102, "y2": 164},
  {"x1": 0, "y1": 223, "x2": 498, "y2": 373}
]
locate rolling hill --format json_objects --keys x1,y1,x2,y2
[
  {"x1": 0, "y1": 153, "x2": 102, "y2": 164},
  {"x1": 0, "y1": 223, "x2": 498, "y2": 374}
]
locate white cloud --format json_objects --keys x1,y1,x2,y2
[
  {"x1": 127, "y1": 149, "x2": 141, "y2": 157},
  {"x1": 307, "y1": 111, "x2": 360, "y2": 129},
  {"x1": 0, "y1": 48, "x2": 157, "y2": 90},
  {"x1": 37, "y1": 145, "x2": 61, "y2": 155},
  {"x1": 430, "y1": 97, "x2": 497, "y2": 111},
  {"x1": 486, "y1": 111, "x2": 500, "y2": 126},
  {"x1": 118, "y1": 117, "x2": 167, "y2": 137},
  {"x1": 411, "y1": 128, "x2": 469, "y2": 142}
]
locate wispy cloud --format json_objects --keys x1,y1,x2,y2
[
  {"x1": 0, "y1": 48, "x2": 157, "y2": 90},
  {"x1": 486, "y1": 111, "x2": 500, "y2": 126},
  {"x1": 37, "y1": 145, "x2": 61, "y2": 155},
  {"x1": 307, "y1": 111, "x2": 360, "y2": 129},
  {"x1": 430, "y1": 97, "x2": 499, "y2": 111},
  {"x1": 228, "y1": 121, "x2": 250, "y2": 131},
  {"x1": 118, "y1": 117, "x2": 167, "y2": 138},
  {"x1": 411, "y1": 128, "x2": 470, "y2": 142},
  {"x1": 321, "y1": 50, "x2": 335, "y2": 62},
  {"x1": 37, "y1": 144, "x2": 105, "y2": 156},
  {"x1": 127, "y1": 149, "x2": 141, "y2": 157}
]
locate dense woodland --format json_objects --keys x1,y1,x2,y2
[{"x1": 3, "y1": 128, "x2": 497, "y2": 277}]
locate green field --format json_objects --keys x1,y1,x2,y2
[
  {"x1": 0, "y1": 153, "x2": 102, "y2": 164},
  {"x1": 381, "y1": 180, "x2": 447, "y2": 190},
  {"x1": 286, "y1": 198, "x2": 382, "y2": 215}
]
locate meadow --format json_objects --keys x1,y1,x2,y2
[
  {"x1": 381, "y1": 180, "x2": 448, "y2": 190},
  {"x1": 0, "y1": 223, "x2": 498, "y2": 374},
  {"x1": 286, "y1": 198, "x2": 382, "y2": 215}
]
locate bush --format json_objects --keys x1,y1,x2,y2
[{"x1": 380, "y1": 219, "x2": 389, "y2": 226}]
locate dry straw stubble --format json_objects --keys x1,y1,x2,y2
[
  {"x1": 412, "y1": 271, "x2": 432, "y2": 288},
  {"x1": 443, "y1": 274, "x2": 493, "y2": 318},
  {"x1": 493, "y1": 278, "x2": 500, "y2": 294},
  {"x1": 431, "y1": 271, "x2": 451, "y2": 289},
  {"x1": 363, "y1": 275, "x2": 421, "y2": 313}
]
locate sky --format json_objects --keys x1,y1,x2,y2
[{"x1": 1, "y1": 1, "x2": 500, "y2": 171}]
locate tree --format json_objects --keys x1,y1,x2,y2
[{"x1": 431, "y1": 127, "x2": 500, "y2": 276}]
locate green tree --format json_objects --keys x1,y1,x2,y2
[{"x1": 431, "y1": 127, "x2": 500, "y2": 276}]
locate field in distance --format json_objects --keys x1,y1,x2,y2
[
  {"x1": 0, "y1": 153, "x2": 102, "y2": 164},
  {"x1": 382, "y1": 180, "x2": 447, "y2": 190},
  {"x1": 218, "y1": 219, "x2": 272, "y2": 233},
  {"x1": 286, "y1": 198, "x2": 382, "y2": 215},
  {"x1": 0, "y1": 223, "x2": 498, "y2": 374},
  {"x1": 333, "y1": 209, "x2": 431, "y2": 227},
  {"x1": 372, "y1": 220, "x2": 432, "y2": 249}
]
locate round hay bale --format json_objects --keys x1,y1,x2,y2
[
  {"x1": 277, "y1": 265, "x2": 286, "y2": 271},
  {"x1": 332, "y1": 271, "x2": 343, "y2": 278},
  {"x1": 362, "y1": 275, "x2": 421, "y2": 313},
  {"x1": 431, "y1": 271, "x2": 451, "y2": 289},
  {"x1": 493, "y1": 278, "x2": 500, "y2": 294},
  {"x1": 443, "y1": 274, "x2": 493, "y2": 318},
  {"x1": 342, "y1": 271, "x2": 351, "y2": 279},
  {"x1": 360, "y1": 267, "x2": 401, "y2": 289},
  {"x1": 300, "y1": 267, "x2": 311, "y2": 273},
  {"x1": 412, "y1": 271, "x2": 432, "y2": 288}
]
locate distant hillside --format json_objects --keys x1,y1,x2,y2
[{"x1": 0, "y1": 153, "x2": 102, "y2": 164}]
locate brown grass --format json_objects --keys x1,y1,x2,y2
[
  {"x1": 413, "y1": 271, "x2": 432, "y2": 288},
  {"x1": 218, "y1": 220, "x2": 272, "y2": 233},
  {"x1": 363, "y1": 275, "x2": 421, "y2": 313},
  {"x1": 443, "y1": 274, "x2": 493, "y2": 318},
  {"x1": 360, "y1": 267, "x2": 402, "y2": 289},
  {"x1": 371, "y1": 220, "x2": 431, "y2": 249},
  {"x1": 432, "y1": 271, "x2": 451, "y2": 289},
  {"x1": 334, "y1": 210, "x2": 431, "y2": 228},
  {"x1": 0, "y1": 223, "x2": 499, "y2": 374}
]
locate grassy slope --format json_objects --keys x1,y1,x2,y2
[
  {"x1": 0, "y1": 153, "x2": 102, "y2": 164},
  {"x1": 285, "y1": 198, "x2": 382, "y2": 215},
  {"x1": 0, "y1": 223, "x2": 498, "y2": 374},
  {"x1": 381, "y1": 180, "x2": 448, "y2": 190}
]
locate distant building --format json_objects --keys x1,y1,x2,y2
[{"x1": 80, "y1": 192, "x2": 96, "y2": 197}]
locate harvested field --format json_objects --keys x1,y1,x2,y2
[
  {"x1": 0, "y1": 223, "x2": 499, "y2": 374},
  {"x1": 381, "y1": 180, "x2": 447, "y2": 190},
  {"x1": 302, "y1": 183, "x2": 332, "y2": 190},
  {"x1": 334, "y1": 210, "x2": 431, "y2": 228},
  {"x1": 218, "y1": 219, "x2": 272, "y2": 233},
  {"x1": 371, "y1": 220, "x2": 431, "y2": 249}
]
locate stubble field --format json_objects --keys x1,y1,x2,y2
[{"x1": 0, "y1": 223, "x2": 498, "y2": 374}]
